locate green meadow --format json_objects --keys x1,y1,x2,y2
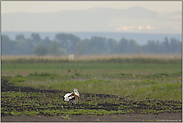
[{"x1": 2, "y1": 57, "x2": 182, "y2": 100}]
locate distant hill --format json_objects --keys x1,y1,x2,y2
[
  {"x1": 2, "y1": 6, "x2": 181, "y2": 34},
  {"x1": 2, "y1": 31, "x2": 181, "y2": 45}
]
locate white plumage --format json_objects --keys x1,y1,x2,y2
[
  {"x1": 64, "y1": 92, "x2": 74, "y2": 101},
  {"x1": 64, "y1": 88, "x2": 80, "y2": 104}
]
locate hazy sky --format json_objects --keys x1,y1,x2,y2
[
  {"x1": 1, "y1": 1, "x2": 182, "y2": 34},
  {"x1": 2, "y1": 1, "x2": 182, "y2": 14}
]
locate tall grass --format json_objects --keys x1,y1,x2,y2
[
  {"x1": 2, "y1": 54, "x2": 181, "y2": 64},
  {"x1": 2, "y1": 54, "x2": 182, "y2": 60}
]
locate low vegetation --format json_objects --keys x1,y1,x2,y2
[{"x1": 1, "y1": 56, "x2": 182, "y2": 116}]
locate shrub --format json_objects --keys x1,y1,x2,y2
[
  {"x1": 75, "y1": 72, "x2": 80, "y2": 76},
  {"x1": 9, "y1": 78, "x2": 25, "y2": 83},
  {"x1": 14, "y1": 74, "x2": 24, "y2": 78}
]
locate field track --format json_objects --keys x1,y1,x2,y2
[{"x1": 2, "y1": 113, "x2": 182, "y2": 122}]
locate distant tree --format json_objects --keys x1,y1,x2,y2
[
  {"x1": 146, "y1": 40, "x2": 156, "y2": 53},
  {"x1": 33, "y1": 46, "x2": 48, "y2": 56},
  {"x1": 31, "y1": 33, "x2": 41, "y2": 42},
  {"x1": 16, "y1": 40, "x2": 34, "y2": 55},
  {"x1": 1, "y1": 35, "x2": 11, "y2": 42},
  {"x1": 105, "y1": 38, "x2": 117, "y2": 54},
  {"x1": 1, "y1": 35, "x2": 17, "y2": 55},
  {"x1": 49, "y1": 41, "x2": 59, "y2": 56},
  {"x1": 44, "y1": 37, "x2": 51, "y2": 42},
  {"x1": 75, "y1": 43, "x2": 86, "y2": 56},
  {"x1": 40, "y1": 37, "x2": 52, "y2": 53},
  {"x1": 128, "y1": 39, "x2": 140, "y2": 53},
  {"x1": 154, "y1": 40, "x2": 161, "y2": 53},
  {"x1": 80, "y1": 39, "x2": 90, "y2": 54},
  {"x1": 116, "y1": 38, "x2": 128, "y2": 53},
  {"x1": 2, "y1": 33, "x2": 182, "y2": 55},
  {"x1": 54, "y1": 33, "x2": 80, "y2": 54},
  {"x1": 87, "y1": 36, "x2": 106, "y2": 54},
  {"x1": 162, "y1": 37, "x2": 170, "y2": 53},
  {"x1": 15, "y1": 34, "x2": 25, "y2": 41},
  {"x1": 169, "y1": 38, "x2": 181, "y2": 53}
]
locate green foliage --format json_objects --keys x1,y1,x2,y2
[
  {"x1": 1, "y1": 75, "x2": 12, "y2": 80},
  {"x1": 63, "y1": 115, "x2": 71, "y2": 120},
  {"x1": 14, "y1": 74, "x2": 24, "y2": 78},
  {"x1": 29, "y1": 72, "x2": 52, "y2": 77},
  {"x1": 75, "y1": 72, "x2": 80, "y2": 76},
  {"x1": 10, "y1": 110, "x2": 21, "y2": 116},
  {"x1": 33, "y1": 46, "x2": 48, "y2": 56},
  {"x1": 9, "y1": 78, "x2": 25, "y2": 83},
  {"x1": 7, "y1": 74, "x2": 26, "y2": 83}
]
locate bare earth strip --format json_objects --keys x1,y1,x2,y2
[{"x1": 1, "y1": 113, "x2": 182, "y2": 122}]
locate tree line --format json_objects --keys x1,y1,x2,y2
[{"x1": 1, "y1": 33, "x2": 182, "y2": 56}]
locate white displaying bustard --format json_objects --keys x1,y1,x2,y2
[{"x1": 64, "y1": 88, "x2": 80, "y2": 104}]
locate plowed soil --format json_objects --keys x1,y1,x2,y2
[{"x1": 1, "y1": 79, "x2": 182, "y2": 122}]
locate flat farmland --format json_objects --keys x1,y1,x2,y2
[{"x1": 1, "y1": 55, "x2": 182, "y2": 121}]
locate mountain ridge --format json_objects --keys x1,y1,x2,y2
[{"x1": 2, "y1": 6, "x2": 181, "y2": 34}]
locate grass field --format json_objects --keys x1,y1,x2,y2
[{"x1": 1, "y1": 55, "x2": 182, "y2": 117}]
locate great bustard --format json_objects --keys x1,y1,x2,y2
[{"x1": 64, "y1": 88, "x2": 80, "y2": 104}]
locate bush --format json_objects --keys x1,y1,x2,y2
[
  {"x1": 14, "y1": 74, "x2": 24, "y2": 78},
  {"x1": 9, "y1": 78, "x2": 25, "y2": 83},
  {"x1": 29, "y1": 72, "x2": 51, "y2": 77},
  {"x1": 75, "y1": 72, "x2": 81, "y2": 76}
]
